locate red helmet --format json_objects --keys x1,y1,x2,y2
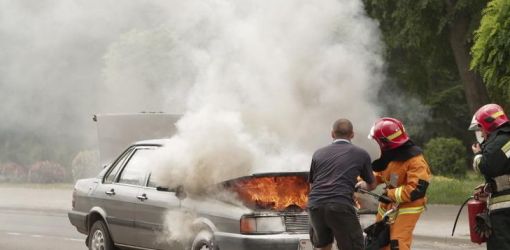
[
  {"x1": 369, "y1": 117, "x2": 410, "y2": 151},
  {"x1": 473, "y1": 104, "x2": 509, "y2": 133}
]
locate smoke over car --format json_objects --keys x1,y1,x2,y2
[{"x1": 68, "y1": 0, "x2": 386, "y2": 248}]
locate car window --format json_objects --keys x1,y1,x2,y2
[
  {"x1": 117, "y1": 148, "x2": 155, "y2": 186},
  {"x1": 147, "y1": 174, "x2": 158, "y2": 188},
  {"x1": 104, "y1": 148, "x2": 133, "y2": 184}
]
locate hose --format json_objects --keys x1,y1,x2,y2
[
  {"x1": 357, "y1": 188, "x2": 393, "y2": 204},
  {"x1": 451, "y1": 196, "x2": 474, "y2": 236}
]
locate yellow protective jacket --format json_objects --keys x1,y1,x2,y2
[{"x1": 375, "y1": 154, "x2": 432, "y2": 215}]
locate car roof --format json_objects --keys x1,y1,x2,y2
[{"x1": 132, "y1": 138, "x2": 171, "y2": 146}]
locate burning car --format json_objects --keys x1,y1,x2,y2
[
  {"x1": 68, "y1": 114, "x2": 376, "y2": 250},
  {"x1": 68, "y1": 138, "x2": 376, "y2": 250}
]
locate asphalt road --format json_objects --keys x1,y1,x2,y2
[
  {"x1": 0, "y1": 186, "x2": 485, "y2": 250},
  {"x1": 0, "y1": 208, "x2": 86, "y2": 250},
  {"x1": 0, "y1": 207, "x2": 485, "y2": 250}
]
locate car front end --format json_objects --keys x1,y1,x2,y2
[{"x1": 187, "y1": 171, "x2": 375, "y2": 250}]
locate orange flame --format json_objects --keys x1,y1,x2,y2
[
  {"x1": 230, "y1": 176, "x2": 310, "y2": 211},
  {"x1": 229, "y1": 175, "x2": 363, "y2": 211}
]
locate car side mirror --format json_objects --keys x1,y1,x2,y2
[{"x1": 175, "y1": 185, "x2": 187, "y2": 200}]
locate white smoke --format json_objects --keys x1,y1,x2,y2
[
  {"x1": 160, "y1": 210, "x2": 196, "y2": 246},
  {"x1": 3, "y1": 0, "x2": 387, "y2": 245},
  {"x1": 119, "y1": 0, "x2": 387, "y2": 192},
  {"x1": 1, "y1": 0, "x2": 383, "y2": 177},
  {"x1": 148, "y1": 110, "x2": 257, "y2": 194}
]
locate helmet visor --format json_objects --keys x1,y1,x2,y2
[
  {"x1": 368, "y1": 125, "x2": 375, "y2": 140},
  {"x1": 468, "y1": 115, "x2": 480, "y2": 131}
]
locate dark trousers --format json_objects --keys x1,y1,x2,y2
[
  {"x1": 309, "y1": 203, "x2": 364, "y2": 250},
  {"x1": 488, "y1": 208, "x2": 510, "y2": 250}
]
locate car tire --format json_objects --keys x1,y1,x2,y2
[
  {"x1": 191, "y1": 230, "x2": 218, "y2": 250},
  {"x1": 88, "y1": 220, "x2": 115, "y2": 250}
]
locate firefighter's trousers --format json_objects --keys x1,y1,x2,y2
[
  {"x1": 376, "y1": 211, "x2": 421, "y2": 250},
  {"x1": 487, "y1": 208, "x2": 510, "y2": 250}
]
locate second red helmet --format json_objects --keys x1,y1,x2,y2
[
  {"x1": 472, "y1": 104, "x2": 509, "y2": 134},
  {"x1": 369, "y1": 117, "x2": 410, "y2": 151}
]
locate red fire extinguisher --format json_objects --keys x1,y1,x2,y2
[
  {"x1": 467, "y1": 198, "x2": 487, "y2": 244},
  {"x1": 452, "y1": 196, "x2": 488, "y2": 244}
]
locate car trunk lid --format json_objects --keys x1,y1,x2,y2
[{"x1": 93, "y1": 113, "x2": 180, "y2": 166}]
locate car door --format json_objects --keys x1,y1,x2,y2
[
  {"x1": 93, "y1": 147, "x2": 138, "y2": 246},
  {"x1": 135, "y1": 173, "x2": 182, "y2": 249},
  {"x1": 95, "y1": 146, "x2": 150, "y2": 246}
]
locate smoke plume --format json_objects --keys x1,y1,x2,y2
[
  {"x1": 1, "y1": 0, "x2": 385, "y2": 182},
  {"x1": 3, "y1": 0, "x2": 388, "y2": 245},
  {"x1": 133, "y1": 0, "x2": 387, "y2": 192}
]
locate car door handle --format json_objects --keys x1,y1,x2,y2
[
  {"x1": 137, "y1": 194, "x2": 148, "y2": 201},
  {"x1": 105, "y1": 189, "x2": 115, "y2": 195}
]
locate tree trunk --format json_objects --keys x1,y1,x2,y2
[{"x1": 446, "y1": 2, "x2": 490, "y2": 113}]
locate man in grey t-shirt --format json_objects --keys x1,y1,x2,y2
[{"x1": 308, "y1": 118, "x2": 376, "y2": 250}]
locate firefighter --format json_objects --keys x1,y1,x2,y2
[
  {"x1": 368, "y1": 117, "x2": 431, "y2": 250},
  {"x1": 470, "y1": 103, "x2": 510, "y2": 249}
]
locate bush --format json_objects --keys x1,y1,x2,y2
[
  {"x1": 0, "y1": 162, "x2": 27, "y2": 182},
  {"x1": 424, "y1": 137, "x2": 467, "y2": 177},
  {"x1": 71, "y1": 150, "x2": 101, "y2": 181},
  {"x1": 28, "y1": 161, "x2": 67, "y2": 183}
]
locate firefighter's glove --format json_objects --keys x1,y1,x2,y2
[
  {"x1": 355, "y1": 181, "x2": 367, "y2": 192},
  {"x1": 474, "y1": 212, "x2": 492, "y2": 239},
  {"x1": 473, "y1": 183, "x2": 490, "y2": 201},
  {"x1": 378, "y1": 195, "x2": 392, "y2": 204}
]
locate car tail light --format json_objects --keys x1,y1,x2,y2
[{"x1": 240, "y1": 215, "x2": 285, "y2": 234}]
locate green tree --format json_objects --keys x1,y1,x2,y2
[
  {"x1": 364, "y1": 0, "x2": 489, "y2": 113},
  {"x1": 471, "y1": 0, "x2": 510, "y2": 110}
]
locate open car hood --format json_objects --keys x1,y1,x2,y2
[
  {"x1": 221, "y1": 171, "x2": 378, "y2": 214},
  {"x1": 222, "y1": 172, "x2": 309, "y2": 212},
  {"x1": 94, "y1": 113, "x2": 180, "y2": 166}
]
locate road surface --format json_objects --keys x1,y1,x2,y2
[
  {"x1": 0, "y1": 207, "x2": 486, "y2": 250},
  {"x1": 0, "y1": 208, "x2": 85, "y2": 250},
  {"x1": 0, "y1": 187, "x2": 486, "y2": 250}
]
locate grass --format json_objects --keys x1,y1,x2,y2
[
  {"x1": 0, "y1": 182, "x2": 73, "y2": 189},
  {"x1": 427, "y1": 172, "x2": 484, "y2": 205}
]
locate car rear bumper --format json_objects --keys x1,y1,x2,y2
[
  {"x1": 68, "y1": 210, "x2": 88, "y2": 235},
  {"x1": 215, "y1": 232, "x2": 310, "y2": 250}
]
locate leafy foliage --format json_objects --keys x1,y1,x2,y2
[
  {"x1": 0, "y1": 162, "x2": 27, "y2": 182},
  {"x1": 424, "y1": 137, "x2": 467, "y2": 177},
  {"x1": 363, "y1": 0, "x2": 484, "y2": 55},
  {"x1": 471, "y1": 0, "x2": 510, "y2": 109},
  {"x1": 72, "y1": 150, "x2": 101, "y2": 181},
  {"x1": 27, "y1": 161, "x2": 68, "y2": 183},
  {"x1": 0, "y1": 129, "x2": 82, "y2": 183},
  {"x1": 364, "y1": 0, "x2": 486, "y2": 146}
]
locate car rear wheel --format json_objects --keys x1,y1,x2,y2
[
  {"x1": 89, "y1": 220, "x2": 115, "y2": 250},
  {"x1": 191, "y1": 230, "x2": 218, "y2": 250}
]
